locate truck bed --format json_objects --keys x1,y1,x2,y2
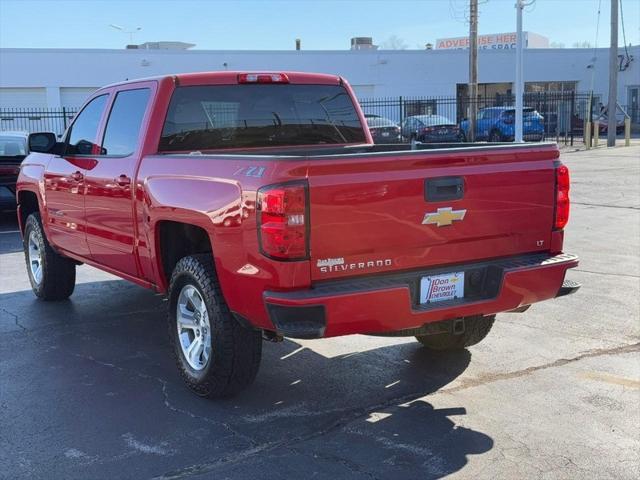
[{"x1": 158, "y1": 141, "x2": 554, "y2": 158}]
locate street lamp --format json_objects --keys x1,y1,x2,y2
[{"x1": 109, "y1": 24, "x2": 142, "y2": 45}]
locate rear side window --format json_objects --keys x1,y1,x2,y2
[
  {"x1": 102, "y1": 88, "x2": 151, "y2": 156},
  {"x1": 65, "y1": 94, "x2": 108, "y2": 155},
  {"x1": 366, "y1": 117, "x2": 396, "y2": 128},
  {"x1": 0, "y1": 136, "x2": 27, "y2": 156},
  {"x1": 159, "y1": 84, "x2": 366, "y2": 151},
  {"x1": 502, "y1": 108, "x2": 537, "y2": 119}
]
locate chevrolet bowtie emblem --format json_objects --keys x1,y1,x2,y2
[{"x1": 422, "y1": 207, "x2": 467, "y2": 227}]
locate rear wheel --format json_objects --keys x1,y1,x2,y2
[
  {"x1": 489, "y1": 130, "x2": 502, "y2": 142},
  {"x1": 23, "y1": 213, "x2": 76, "y2": 301},
  {"x1": 415, "y1": 315, "x2": 495, "y2": 351},
  {"x1": 168, "y1": 254, "x2": 262, "y2": 398}
]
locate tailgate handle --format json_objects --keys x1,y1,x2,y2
[{"x1": 426, "y1": 177, "x2": 464, "y2": 202}]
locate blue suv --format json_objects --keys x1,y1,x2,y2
[{"x1": 460, "y1": 107, "x2": 545, "y2": 142}]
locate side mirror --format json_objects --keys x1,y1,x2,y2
[{"x1": 28, "y1": 132, "x2": 57, "y2": 153}]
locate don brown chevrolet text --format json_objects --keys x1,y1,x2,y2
[{"x1": 16, "y1": 72, "x2": 580, "y2": 397}]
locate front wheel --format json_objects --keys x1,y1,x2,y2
[
  {"x1": 168, "y1": 254, "x2": 262, "y2": 398},
  {"x1": 489, "y1": 130, "x2": 502, "y2": 142},
  {"x1": 23, "y1": 213, "x2": 76, "y2": 300},
  {"x1": 415, "y1": 315, "x2": 495, "y2": 351}
]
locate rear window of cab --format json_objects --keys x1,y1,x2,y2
[{"x1": 159, "y1": 84, "x2": 366, "y2": 151}]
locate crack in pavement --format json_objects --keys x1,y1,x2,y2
[
  {"x1": 5, "y1": 313, "x2": 262, "y2": 455},
  {"x1": 153, "y1": 388, "x2": 444, "y2": 479},
  {"x1": 66, "y1": 351, "x2": 260, "y2": 450},
  {"x1": 0, "y1": 306, "x2": 165, "y2": 336},
  {"x1": 288, "y1": 446, "x2": 381, "y2": 480},
  {"x1": 573, "y1": 269, "x2": 640, "y2": 279},
  {"x1": 0, "y1": 307, "x2": 27, "y2": 331},
  {"x1": 572, "y1": 202, "x2": 640, "y2": 210},
  {"x1": 441, "y1": 342, "x2": 640, "y2": 394}
]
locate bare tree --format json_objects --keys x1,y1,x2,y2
[
  {"x1": 550, "y1": 41, "x2": 565, "y2": 48},
  {"x1": 572, "y1": 40, "x2": 592, "y2": 48},
  {"x1": 381, "y1": 35, "x2": 408, "y2": 50}
]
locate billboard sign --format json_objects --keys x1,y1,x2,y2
[{"x1": 436, "y1": 32, "x2": 549, "y2": 50}]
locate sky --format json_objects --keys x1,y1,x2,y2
[{"x1": 0, "y1": 0, "x2": 638, "y2": 50}]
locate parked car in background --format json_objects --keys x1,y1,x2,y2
[
  {"x1": 460, "y1": 107, "x2": 544, "y2": 142},
  {"x1": 571, "y1": 113, "x2": 625, "y2": 135},
  {"x1": 0, "y1": 131, "x2": 29, "y2": 195},
  {"x1": 365, "y1": 114, "x2": 402, "y2": 143},
  {"x1": 401, "y1": 115, "x2": 463, "y2": 143}
]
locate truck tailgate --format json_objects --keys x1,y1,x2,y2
[{"x1": 307, "y1": 145, "x2": 558, "y2": 281}]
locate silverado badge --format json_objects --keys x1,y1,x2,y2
[{"x1": 422, "y1": 207, "x2": 467, "y2": 227}]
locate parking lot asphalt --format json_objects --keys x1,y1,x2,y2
[{"x1": 1, "y1": 145, "x2": 639, "y2": 480}]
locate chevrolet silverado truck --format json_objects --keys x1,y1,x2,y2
[{"x1": 16, "y1": 71, "x2": 580, "y2": 398}]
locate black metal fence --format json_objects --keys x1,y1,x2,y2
[
  {"x1": 358, "y1": 92, "x2": 602, "y2": 143},
  {"x1": 0, "y1": 107, "x2": 78, "y2": 136},
  {"x1": 2, "y1": 92, "x2": 625, "y2": 143}
]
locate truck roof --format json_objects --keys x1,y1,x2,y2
[{"x1": 102, "y1": 71, "x2": 343, "y2": 89}]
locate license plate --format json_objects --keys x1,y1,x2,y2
[
  {"x1": 420, "y1": 272, "x2": 464, "y2": 304},
  {"x1": 381, "y1": 132, "x2": 390, "y2": 137}
]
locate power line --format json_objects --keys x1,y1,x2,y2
[
  {"x1": 619, "y1": 0, "x2": 630, "y2": 59},
  {"x1": 588, "y1": 0, "x2": 602, "y2": 95}
]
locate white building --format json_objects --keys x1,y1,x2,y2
[{"x1": 0, "y1": 42, "x2": 638, "y2": 118}]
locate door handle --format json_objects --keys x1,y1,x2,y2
[
  {"x1": 70, "y1": 171, "x2": 83, "y2": 181},
  {"x1": 115, "y1": 174, "x2": 131, "y2": 187}
]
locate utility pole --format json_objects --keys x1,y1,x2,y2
[
  {"x1": 607, "y1": 0, "x2": 618, "y2": 147},
  {"x1": 515, "y1": 0, "x2": 524, "y2": 142},
  {"x1": 468, "y1": 0, "x2": 478, "y2": 142}
]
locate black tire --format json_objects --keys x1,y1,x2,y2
[
  {"x1": 168, "y1": 254, "x2": 262, "y2": 398},
  {"x1": 23, "y1": 213, "x2": 76, "y2": 301},
  {"x1": 489, "y1": 130, "x2": 502, "y2": 142},
  {"x1": 458, "y1": 132, "x2": 467, "y2": 143},
  {"x1": 415, "y1": 315, "x2": 495, "y2": 351}
]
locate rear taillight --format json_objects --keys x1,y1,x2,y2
[
  {"x1": 257, "y1": 182, "x2": 308, "y2": 260},
  {"x1": 555, "y1": 163, "x2": 570, "y2": 230}
]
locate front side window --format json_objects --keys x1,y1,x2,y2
[
  {"x1": 159, "y1": 84, "x2": 366, "y2": 151},
  {"x1": 65, "y1": 94, "x2": 108, "y2": 155},
  {"x1": 102, "y1": 88, "x2": 151, "y2": 156}
]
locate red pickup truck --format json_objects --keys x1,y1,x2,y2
[{"x1": 16, "y1": 71, "x2": 579, "y2": 398}]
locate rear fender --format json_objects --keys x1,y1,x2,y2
[{"x1": 144, "y1": 175, "x2": 250, "y2": 292}]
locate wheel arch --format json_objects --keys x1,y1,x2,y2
[
  {"x1": 16, "y1": 189, "x2": 42, "y2": 235},
  {"x1": 154, "y1": 219, "x2": 214, "y2": 292}
]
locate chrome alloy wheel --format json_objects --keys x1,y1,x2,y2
[
  {"x1": 28, "y1": 230, "x2": 43, "y2": 286},
  {"x1": 176, "y1": 285, "x2": 212, "y2": 371}
]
